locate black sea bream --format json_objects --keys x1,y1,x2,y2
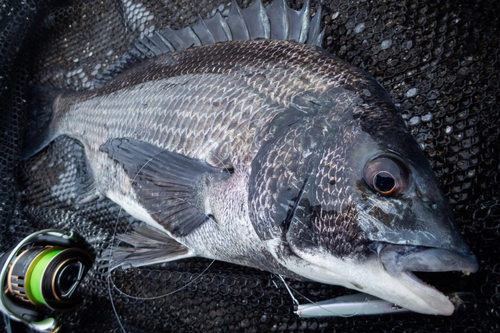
[{"x1": 23, "y1": 0, "x2": 478, "y2": 316}]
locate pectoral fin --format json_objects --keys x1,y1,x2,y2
[{"x1": 100, "y1": 138, "x2": 231, "y2": 236}]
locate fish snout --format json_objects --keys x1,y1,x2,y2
[{"x1": 404, "y1": 184, "x2": 472, "y2": 254}]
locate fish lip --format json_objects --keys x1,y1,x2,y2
[
  {"x1": 379, "y1": 243, "x2": 479, "y2": 315},
  {"x1": 379, "y1": 243, "x2": 479, "y2": 276}
]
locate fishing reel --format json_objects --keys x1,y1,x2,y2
[{"x1": 0, "y1": 229, "x2": 93, "y2": 333}]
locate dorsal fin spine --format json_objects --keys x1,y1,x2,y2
[
  {"x1": 194, "y1": 14, "x2": 216, "y2": 44},
  {"x1": 282, "y1": 0, "x2": 290, "y2": 40},
  {"x1": 186, "y1": 27, "x2": 202, "y2": 47},
  {"x1": 141, "y1": 36, "x2": 160, "y2": 55},
  {"x1": 315, "y1": 27, "x2": 325, "y2": 47},
  {"x1": 298, "y1": 0, "x2": 311, "y2": 43},
  {"x1": 307, "y1": 4, "x2": 322, "y2": 46},
  {"x1": 241, "y1": 0, "x2": 270, "y2": 40},
  {"x1": 164, "y1": 27, "x2": 187, "y2": 50},
  {"x1": 256, "y1": 0, "x2": 271, "y2": 39},
  {"x1": 155, "y1": 30, "x2": 175, "y2": 52},
  {"x1": 228, "y1": 0, "x2": 251, "y2": 40},
  {"x1": 217, "y1": 12, "x2": 233, "y2": 41},
  {"x1": 94, "y1": 0, "x2": 325, "y2": 87}
]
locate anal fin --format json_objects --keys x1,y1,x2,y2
[{"x1": 105, "y1": 225, "x2": 194, "y2": 269}]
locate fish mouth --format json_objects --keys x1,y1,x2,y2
[
  {"x1": 272, "y1": 234, "x2": 478, "y2": 315},
  {"x1": 378, "y1": 243, "x2": 479, "y2": 315}
]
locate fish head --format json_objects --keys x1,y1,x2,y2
[{"x1": 248, "y1": 90, "x2": 478, "y2": 315}]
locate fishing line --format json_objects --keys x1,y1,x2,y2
[
  {"x1": 211, "y1": 153, "x2": 231, "y2": 174},
  {"x1": 106, "y1": 152, "x2": 158, "y2": 333},
  {"x1": 110, "y1": 259, "x2": 215, "y2": 301},
  {"x1": 271, "y1": 279, "x2": 279, "y2": 289},
  {"x1": 277, "y1": 275, "x2": 299, "y2": 305},
  {"x1": 107, "y1": 151, "x2": 174, "y2": 333},
  {"x1": 107, "y1": 273, "x2": 127, "y2": 333},
  {"x1": 106, "y1": 148, "x2": 217, "y2": 330},
  {"x1": 274, "y1": 273, "x2": 360, "y2": 318},
  {"x1": 3, "y1": 313, "x2": 12, "y2": 333}
]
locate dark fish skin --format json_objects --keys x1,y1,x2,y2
[
  {"x1": 54, "y1": 39, "x2": 402, "y2": 207},
  {"x1": 57, "y1": 39, "x2": 402, "y2": 185},
  {"x1": 23, "y1": 36, "x2": 477, "y2": 315}
]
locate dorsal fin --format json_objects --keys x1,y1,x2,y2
[
  {"x1": 307, "y1": 3, "x2": 324, "y2": 46},
  {"x1": 227, "y1": 0, "x2": 250, "y2": 41},
  {"x1": 95, "y1": 0, "x2": 324, "y2": 87},
  {"x1": 242, "y1": 0, "x2": 270, "y2": 40}
]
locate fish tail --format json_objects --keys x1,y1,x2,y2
[{"x1": 20, "y1": 85, "x2": 66, "y2": 160}]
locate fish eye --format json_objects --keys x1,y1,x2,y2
[
  {"x1": 364, "y1": 157, "x2": 408, "y2": 196},
  {"x1": 373, "y1": 171, "x2": 396, "y2": 193}
]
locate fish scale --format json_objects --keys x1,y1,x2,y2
[
  {"x1": 94, "y1": 40, "x2": 368, "y2": 111},
  {"x1": 60, "y1": 73, "x2": 280, "y2": 164},
  {"x1": 20, "y1": 0, "x2": 479, "y2": 316}
]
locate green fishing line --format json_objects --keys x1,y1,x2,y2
[{"x1": 28, "y1": 249, "x2": 61, "y2": 305}]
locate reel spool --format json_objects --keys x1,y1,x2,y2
[{"x1": 0, "y1": 230, "x2": 93, "y2": 333}]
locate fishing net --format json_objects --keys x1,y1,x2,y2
[{"x1": 0, "y1": 0, "x2": 498, "y2": 332}]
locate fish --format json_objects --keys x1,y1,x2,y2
[{"x1": 22, "y1": 0, "x2": 478, "y2": 316}]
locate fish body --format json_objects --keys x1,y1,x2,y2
[{"x1": 23, "y1": 0, "x2": 478, "y2": 316}]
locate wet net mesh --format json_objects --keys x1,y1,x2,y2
[{"x1": 1, "y1": 0, "x2": 499, "y2": 332}]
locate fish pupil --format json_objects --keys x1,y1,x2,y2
[{"x1": 374, "y1": 172, "x2": 395, "y2": 192}]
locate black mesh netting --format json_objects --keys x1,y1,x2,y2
[{"x1": 1, "y1": 0, "x2": 499, "y2": 332}]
